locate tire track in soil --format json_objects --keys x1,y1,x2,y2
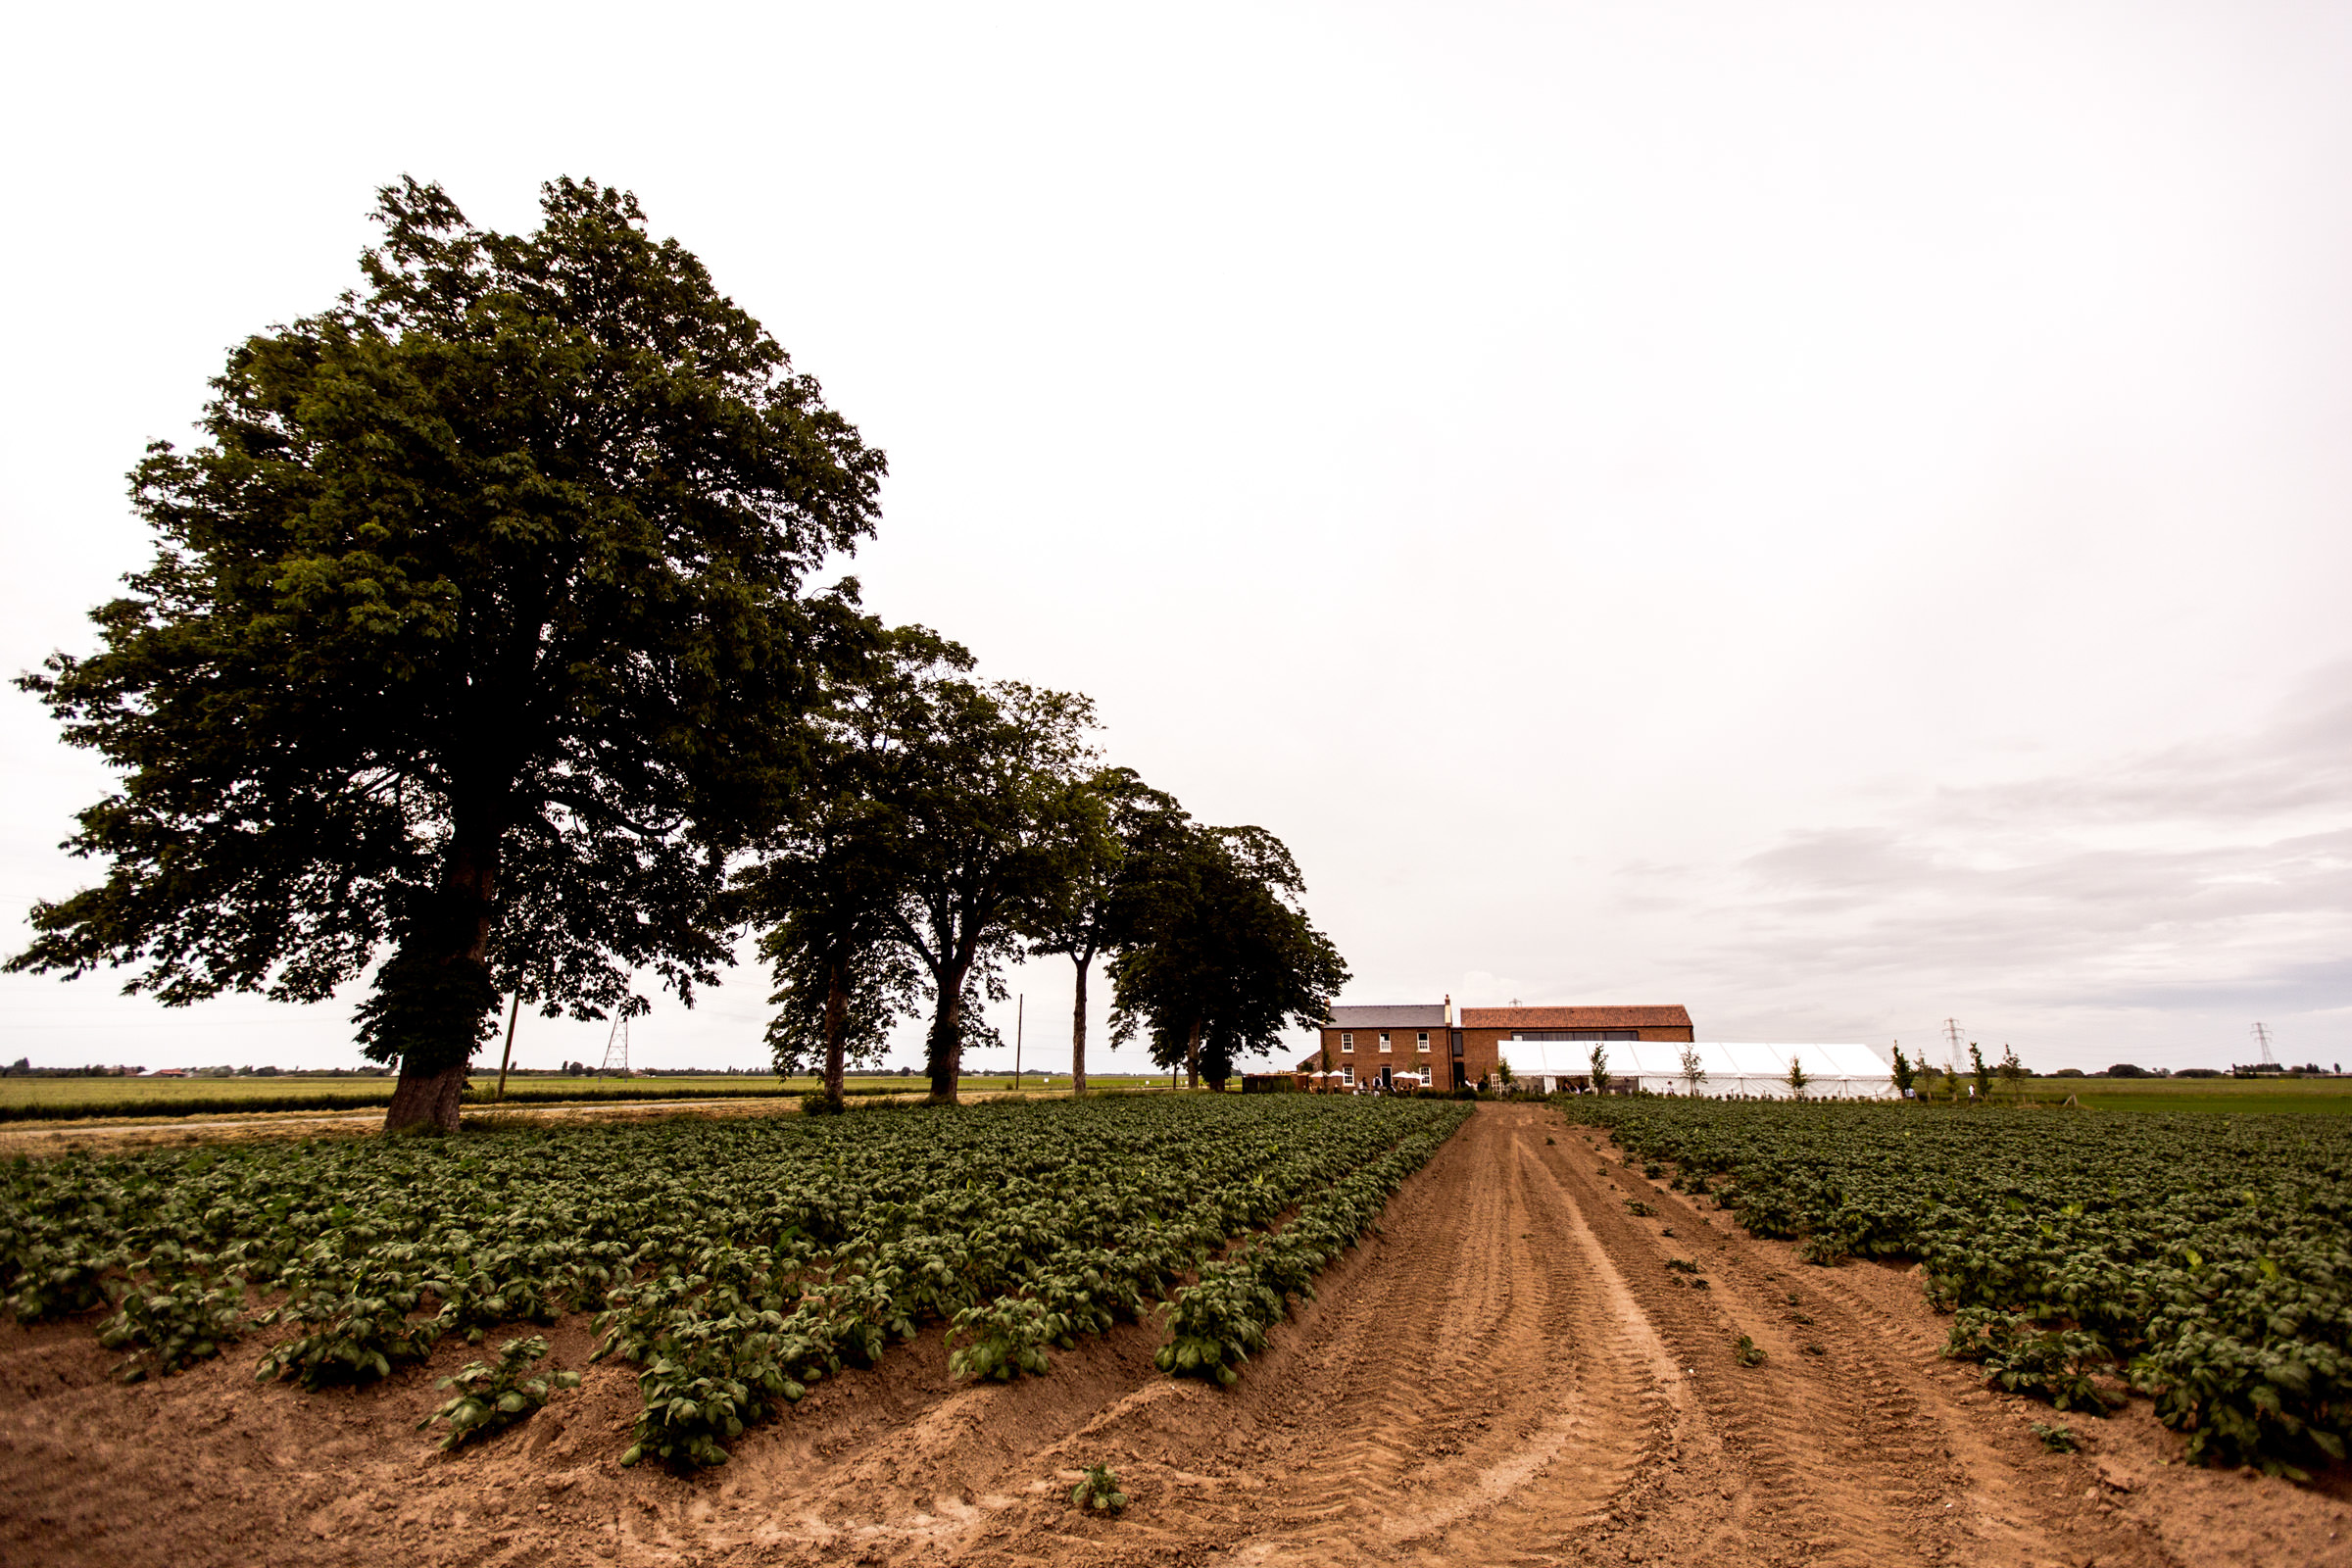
[
  {"x1": 1218, "y1": 1102, "x2": 1664, "y2": 1564},
  {"x1": 1544, "y1": 1127, "x2": 1963, "y2": 1565},
  {"x1": 1567, "y1": 1122, "x2": 2180, "y2": 1568},
  {"x1": 975, "y1": 1103, "x2": 2165, "y2": 1568},
  {"x1": 891, "y1": 1102, "x2": 1666, "y2": 1568}
]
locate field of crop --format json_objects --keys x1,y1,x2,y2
[
  {"x1": 10, "y1": 1099, "x2": 2350, "y2": 1568},
  {"x1": 2052, "y1": 1077, "x2": 2352, "y2": 1115},
  {"x1": 0, "y1": 1073, "x2": 1151, "y2": 1123},
  {"x1": 1555, "y1": 1097, "x2": 2352, "y2": 1477},
  {"x1": 0, "y1": 1094, "x2": 1467, "y2": 1468}
]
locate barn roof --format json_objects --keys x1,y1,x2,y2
[
  {"x1": 1325, "y1": 1004, "x2": 1448, "y2": 1028},
  {"x1": 1460, "y1": 1004, "x2": 1691, "y2": 1030}
]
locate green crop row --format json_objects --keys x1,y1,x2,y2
[
  {"x1": 1554, "y1": 1098, "x2": 2352, "y2": 1478},
  {"x1": 0, "y1": 1095, "x2": 1468, "y2": 1466},
  {"x1": 1157, "y1": 1107, "x2": 1468, "y2": 1383}
]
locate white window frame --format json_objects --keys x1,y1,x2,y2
[
  {"x1": 1416, "y1": 1031, "x2": 1429, "y2": 1051},
  {"x1": 1379, "y1": 1031, "x2": 1392, "y2": 1053},
  {"x1": 1341, "y1": 1064, "x2": 1354, "y2": 1085},
  {"x1": 1340, "y1": 1032, "x2": 1354, "y2": 1053}
]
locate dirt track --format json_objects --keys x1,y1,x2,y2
[{"x1": 4, "y1": 1102, "x2": 2347, "y2": 1566}]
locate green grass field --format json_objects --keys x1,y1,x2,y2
[
  {"x1": 2042, "y1": 1076, "x2": 2352, "y2": 1114},
  {"x1": 0, "y1": 1071, "x2": 1171, "y2": 1123}
]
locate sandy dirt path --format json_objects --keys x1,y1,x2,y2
[{"x1": 3, "y1": 1102, "x2": 2346, "y2": 1566}]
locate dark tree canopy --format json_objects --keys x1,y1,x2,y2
[
  {"x1": 1109, "y1": 823, "x2": 1349, "y2": 1090},
  {"x1": 860, "y1": 671, "x2": 1099, "y2": 1103},
  {"x1": 10, "y1": 176, "x2": 886, "y2": 1130},
  {"x1": 735, "y1": 629, "x2": 947, "y2": 1105}
]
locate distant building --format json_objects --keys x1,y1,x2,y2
[
  {"x1": 1303, "y1": 1002, "x2": 1451, "y2": 1090},
  {"x1": 1298, "y1": 999, "x2": 1693, "y2": 1091},
  {"x1": 1456, "y1": 1004, "x2": 1692, "y2": 1091}
]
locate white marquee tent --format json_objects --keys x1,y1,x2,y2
[{"x1": 1494, "y1": 1040, "x2": 1896, "y2": 1100}]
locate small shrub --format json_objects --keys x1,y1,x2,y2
[
  {"x1": 97, "y1": 1275, "x2": 245, "y2": 1382},
  {"x1": 256, "y1": 1289, "x2": 442, "y2": 1389},
  {"x1": 417, "y1": 1335, "x2": 579, "y2": 1451},
  {"x1": 1664, "y1": 1257, "x2": 1701, "y2": 1274},
  {"x1": 948, "y1": 1296, "x2": 1061, "y2": 1382},
  {"x1": 1735, "y1": 1335, "x2": 1767, "y2": 1367},
  {"x1": 1945, "y1": 1308, "x2": 2116, "y2": 1414},
  {"x1": 1071, "y1": 1463, "x2": 1128, "y2": 1514},
  {"x1": 1795, "y1": 1234, "x2": 1848, "y2": 1267},
  {"x1": 2032, "y1": 1421, "x2": 2079, "y2": 1453},
  {"x1": 1623, "y1": 1200, "x2": 1655, "y2": 1217}
]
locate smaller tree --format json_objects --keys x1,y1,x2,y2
[
  {"x1": 760, "y1": 924, "x2": 922, "y2": 1102},
  {"x1": 1588, "y1": 1042, "x2": 1610, "y2": 1094},
  {"x1": 1025, "y1": 767, "x2": 1183, "y2": 1098},
  {"x1": 1969, "y1": 1042, "x2": 1993, "y2": 1102},
  {"x1": 1108, "y1": 823, "x2": 1345, "y2": 1091},
  {"x1": 1996, "y1": 1043, "x2": 2025, "y2": 1099},
  {"x1": 1889, "y1": 1042, "x2": 1917, "y2": 1098},
  {"x1": 1678, "y1": 1044, "x2": 1707, "y2": 1097},
  {"x1": 1786, "y1": 1052, "x2": 1808, "y2": 1099}
]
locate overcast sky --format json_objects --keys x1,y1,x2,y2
[{"x1": 5, "y1": 1, "x2": 2348, "y2": 1076}]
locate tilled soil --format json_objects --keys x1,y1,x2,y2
[{"x1": 5, "y1": 1102, "x2": 2348, "y2": 1566}]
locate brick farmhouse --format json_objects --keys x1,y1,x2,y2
[{"x1": 1297, "y1": 998, "x2": 1693, "y2": 1092}]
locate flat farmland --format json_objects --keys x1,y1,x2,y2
[
  {"x1": 0, "y1": 1074, "x2": 1155, "y2": 1126},
  {"x1": 2051, "y1": 1076, "x2": 2352, "y2": 1115},
  {"x1": 2, "y1": 1098, "x2": 2346, "y2": 1568}
]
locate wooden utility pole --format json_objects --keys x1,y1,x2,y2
[{"x1": 493, "y1": 992, "x2": 521, "y2": 1105}]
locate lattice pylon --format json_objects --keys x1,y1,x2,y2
[{"x1": 600, "y1": 1014, "x2": 631, "y2": 1076}]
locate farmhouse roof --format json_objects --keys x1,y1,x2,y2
[
  {"x1": 1325, "y1": 1004, "x2": 1448, "y2": 1029},
  {"x1": 1460, "y1": 1004, "x2": 1692, "y2": 1030}
]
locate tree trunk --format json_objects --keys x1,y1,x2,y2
[
  {"x1": 1069, "y1": 953, "x2": 1091, "y2": 1098},
  {"x1": 385, "y1": 1061, "x2": 469, "y2": 1133},
  {"x1": 821, "y1": 956, "x2": 849, "y2": 1106},
  {"x1": 379, "y1": 830, "x2": 502, "y2": 1135},
  {"x1": 926, "y1": 969, "x2": 966, "y2": 1105},
  {"x1": 1184, "y1": 1018, "x2": 1200, "y2": 1090}
]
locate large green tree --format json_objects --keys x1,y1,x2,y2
[
  {"x1": 1108, "y1": 824, "x2": 1348, "y2": 1090},
  {"x1": 9, "y1": 177, "x2": 885, "y2": 1131},
  {"x1": 859, "y1": 671, "x2": 1099, "y2": 1103},
  {"x1": 736, "y1": 630, "x2": 943, "y2": 1108}
]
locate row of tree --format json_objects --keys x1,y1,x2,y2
[
  {"x1": 739, "y1": 631, "x2": 1347, "y2": 1108},
  {"x1": 8, "y1": 177, "x2": 1346, "y2": 1131}
]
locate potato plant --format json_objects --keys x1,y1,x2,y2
[
  {"x1": 0, "y1": 1095, "x2": 1469, "y2": 1470},
  {"x1": 419, "y1": 1334, "x2": 579, "y2": 1450},
  {"x1": 1556, "y1": 1097, "x2": 2352, "y2": 1477}
]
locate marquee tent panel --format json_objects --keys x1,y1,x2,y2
[{"x1": 1487, "y1": 1040, "x2": 1898, "y2": 1101}]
